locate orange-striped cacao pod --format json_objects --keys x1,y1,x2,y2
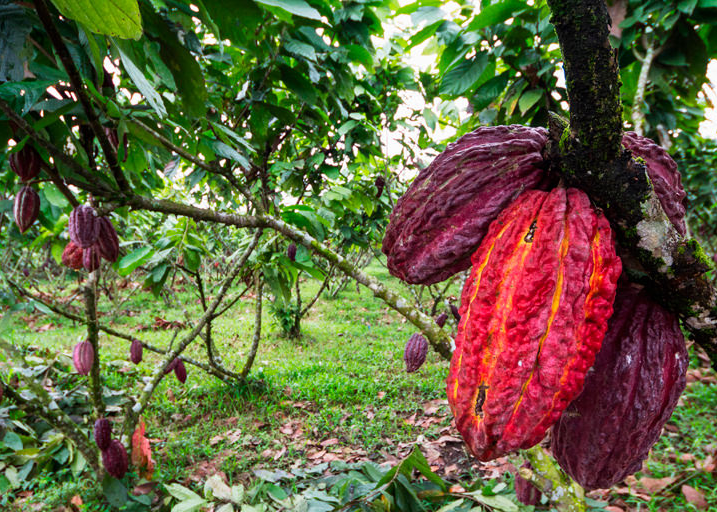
[{"x1": 446, "y1": 187, "x2": 621, "y2": 461}]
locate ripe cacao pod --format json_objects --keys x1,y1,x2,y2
[
  {"x1": 94, "y1": 418, "x2": 112, "y2": 451},
  {"x1": 174, "y1": 359, "x2": 187, "y2": 384},
  {"x1": 374, "y1": 175, "x2": 385, "y2": 198},
  {"x1": 449, "y1": 304, "x2": 460, "y2": 322},
  {"x1": 14, "y1": 186, "x2": 40, "y2": 234},
  {"x1": 435, "y1": 312, "x2": 448, "y2": 328},
  {"x1": 404, "y1": 333, "x2": 428, "y2": 373},
  {"x1": 10, "y1": 145, "x2": 41, "y2": 182},
  {"x1": 102, "y1": 439, "x2": 128, "y2": 479},
  {"x1": 130, "y1": 339, "x2": 143, "y2": 364},
  {"x1": 62, "y1": 241, "x2": 84, "y2": 270},
  {"x1": 69, "y1": 205, "x2": 99, "y2": 248},
  {"x1": 446, "y1": 187, "x2": 621, "y2": 461},
  {"x1": 83, "y1": 245, "x2": 102, "y2": 272},
  {"x1": 73, "y1": 341, "x2": 94, "y2": 375},
  {"x1": 515, "y1": 462, "x2": 541, "y2": 506},
  {"x1": 96, "y1": 217, "x2": 120, "y2": 262},
  {"x1": 164, "y1": 358, "x2": 178, "y2": 374},
  {"x1": 622, "y1": 132, "x2": 686, "y2": 235},
  {"x1": 551, "y1": 282, "x2": 687, "y2": 490},
  {"x1": 287, "y1": 243, "x2": 297, "y2": 262},
  {"x1": 382, "y1": 125, "x2": 549, "y2": 285}
]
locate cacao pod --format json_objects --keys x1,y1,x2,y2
[
  {"x1": 14, "y1": 186, "x2": 40, "y2": 234},
  {"x1": 10, "y1": 145, "x2": 41, "y2": 182},
  {"x1": 130, "y1": 339, "x2": 143, "y2": 364},
  {"x1": 446, "y1": 187, "x2": 621, "y2": 461},
  {"x1": 94, "y1": 418, "x2": 112, "y2": 451},
  {"x1": 164, "y1": 358, "x2": 178, "y2": 374},
  {"x1": 449, "y1": 304, "x2": 460, "y2": 322},
  {"x1": 374, "y1": 175, "x2": 385, "y2": 198},
  {"x1": 83, "y1": 245, "x2": 102, "y2": 272},
  {"x1": 435, "y1": 312, "x2": 448, "y2": 328},
  {"x1": 551, "y1": 282, "x2": 687, "y2": 490},
  {"x1": 515, "y1": 462, "x2": 541, "y2": 506},
  {"x1": 96, "y1": 217, "x2": 120, "y2": 262},
  {"x1": 404, "y1": 333, "x2": 428, "y2": 373},
  {"x1": 62, "y1": 241, "x2": 84, "y2": 270},
  {"x1": 622, "y1": 132, "x2": 686, "y2": 235},
  {"x1": 382, "y1": 125, "x2": 549, "y2": 285},
  {"x1": 73, "y1": 341, "x2": 94, "y2": 375},
  {"x1": 174, "y1": 359, "x2": 187, "y2": 383},
  {"x1": 102, "y1": 439, "x2": 128, "y2": 479},
  {"x1": 68, "y1": 205, "x2": 99, "y2": 248},
  {"x1": 287, "y1": 243, "x2": 297, "y2": 262}
]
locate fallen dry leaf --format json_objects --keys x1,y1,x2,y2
[
  {"x1": 696, "y1": 455, "x2": 715, "y2": 472},
  {"x1": 681, "y1": 485, "x2": 708, "y2": 510},
  {"x1": 638, "y1": 476, "x2": 675, "y2": 494}
]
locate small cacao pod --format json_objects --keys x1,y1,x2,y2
[
  {"x1": 102, "y1": 439, "x2": 128, "y2": 479},
  {"x1": 515, "y1": 462, "x2": 541, "y2": 506},
  {"x1": 73, "y1": 341, "x2": 94, "y2": 375},
  {"x1": 404, "y1": 333, "x2": 428, "y2": 373},
  {"x1": 374, "y1": 175, "x2": 385, "y2": 198},
  {"x1": 94, "y1": 418, "x2": 112, "y2": 451},
  {"x1": 174, "y1": 359, "x2": 187, "y2": 384},
  {"x1": 83, "y1": 245, "x2": 101, "y2": 272},
  {"x1": 449, "y1": 304, "x2": 460, "y2": 322},
  {"x1": 68, "y1": 205, "x2": 99, "y2": 248},
  {"x1": 164, "y1": 358, "x2": 178, "y2": 374},
  {"x1": 62, "y1": 241, "x2": 84, "y2": 270},
  {"x1": 551, "y1": 282, "x2": 687, "y2": 490},
  {"x1": 446, "y1": 187, "x2": 621, "y2": 461},
  {"x1": 14, "y1": 186, "x2": 40, "y2": 234},
  {"x1": 382, "y1": 125, "x2": 549, "y2": 285},
  {"x1": 130, "y1": 339, "x2": 143, "y2": 364},
  {"x1": 96, "y1": 217, "x2": 120, "y2": 262},
  {"x1": 435, "y1": 312, "x2": 448, "y2": 328},
  {"x1": 10, "y1": 145, "x2": 41, "y2": 182},
  {"x1": 287, "y1": 243, "x2": 297, "y2": 262}
]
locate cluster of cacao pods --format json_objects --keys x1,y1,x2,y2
[
  {"x1": 384, "y1": 126, "x2": 689, "y2": 490},
  {"x1": 94, "y1": 418, "x2": 128, "y2": 478},
  {"x1": 11, "y1": 145, "x2": 42, "y2": 234},
  {"x1": 63, "y1": 205, "x2": 120, "y2": 271}
]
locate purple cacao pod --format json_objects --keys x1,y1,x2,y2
[
  {"x1": 382, "y1": 125, "x2": 549, "y2": 285},
  {"x1": 164, "y1": 358, "x2": 178, "y2": 374},
  {"x1": 62, "y1": 241, "x2": 84, "y2": 270},
  {"x1": 404, "y1": 333, "x2": 428, "y2": 373},
  {"x1": 174, "y1": 359, "x2": 187, "y2": 384},
  {"x1": 551, "y1": 282, "x2": 688, "y2": 490},
  {"x1": 96, "y1": 217, "x2": 120, "y2": 262},
  {"x1": 72, "y1": 341, "x2": 94, "y2": 375},
  {"x1": 102, "y1": 439, "x2": 128, "y2": 479},
  {"x1": 10, "y1": 145, "x2": 41, "y2": 182},
  {"x1": 287, "y1": 243, "x2": 297, "y2": 262},
  {"x1": 68, "y1": 205, "x2": 99, "y2": 248},
  {"x1": 435, "y1": 312, "x2": 448, "y2": 328},
  {"x1": 130, "y1": 339, "x2": 143, "y2": 364},
  {"x1": 374, "y1": 175, "x2": 385, "y2": 198},
  {"x1": 94, "y1": 418, "x2": 112, "y2": 451},
  {"x1": 14, "y1": 186, "x2": 40, "y2": 234},
  {"x1": 82, "y1": 245, "x2": 101, "y2": 272},
  {"x1": 449, "y1": 304, "x2": 460, "y2": 322},
  {"x1": 515, "y1": 462, "x2": 541, "y2": 506},
  {"x1": 622, "y1": 132, "x2": 687, "y2": 235}
]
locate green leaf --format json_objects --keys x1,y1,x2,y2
[
  {"x1": 49, "y1": 0, "x2": 142, "y2": 39},
  {"x1": 285, "y1": 39, "x2": 317, "y2": 61},
  {"x1": 518, "y1": 89, "x2": 542, "y2": 115},
  {"x1": 0, "y1": 3, "x2": 33, "y2": 81},
  {"x1": 42, "y1": 185, "x2": 69, "y2": 208},
  {"x1": 114, "y1": 41, "x2": 167, "y2": 117},
  {"x1": 440, "y1": 53, "x2": 489, "y2": 96},
  {"x1": 2, "y1": 432, "x2": 23, "y2": 451},
  {"x1": 213, "y1": 141, "x2": 251, "y2": 169},
  {"x1": 467, "y1": 0, "x2": 526, "y2": 31},
  {"x1": 118, "y1": 246, "x2": 153, "y2": 276},
  {"x1": 254, "y1": 0, "x2": 321, "y2": 20},
  {"x1": 679, "y1": 0, "x2": 698, "y2": 14},
  {"x1": 280, "y1": 66, "x2": 318, "y2": 105},
  {"x1": 102, "y1": 474, "x2": 129, "y2": 508},
  {"x1": 464, "y1": 491, "x2": 519, "y2": 512},
  {"x1": 472, "y1": 73, "x2": 509, "y2": 111}
]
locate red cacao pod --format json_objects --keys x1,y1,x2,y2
[
  {"x1": 10, "y1": 145, "x2": 41, "y2": 182},
  {"x1": 73, "y1": 341, "x2": 94, "y2": 375},
  {"x1": 130, "y1": 339, "x2": 143, "y2": 364},
  {"x1": 551, "y1": 282, "x2": 687, "y2": 490},
  {"x1": 14, "y1": 186, "x2": 40, "y2": 234},
  {"x1": 94, "y1": 418, "x2": 112, "y2": 451},
  {"x1": 287, "y1": 243, "x2": 297, "y2": 262},
  {"x1": 83, "y1": 245, "x2": 101, "y2": 272},
  {"x1": 404, "y1": 333, "x2": 428, "y2": 373},
  {"x1": 374, "y1": 175, "x2": 385, "y2": 198},
  {"x1": 515, "y1": 462, "x2": 541, "y2": 506},
  {"x1": 62, "y1": 241, "x2": 84, "y2": 270},
  {"x1": 174, "y1": 359, "x2": 187, "y2": 384},
  {"x1": 446, "y1": 187, "x2": 621, "y2": 461},
  {"x1": 68, "y1": 205, "x2": 99, "y2": 248},
  {"x1": 382, "y1": 125, "x2": 549, "y2": 285},
  {"x1": 96, "y1": 217, "x2": 120, "y2": 262},
  {"x1": 102, "y1": 439, "x2": 128, "y2": 479},
  {"x1": 435, "y1": 312, "x2": 448, "y2": 328},
  {"x1": 622, "y1": 132, "x2": 686, "y2": 235}
]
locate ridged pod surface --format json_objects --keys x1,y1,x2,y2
[
  {"x1": 69, "y1": 205, "x2": 99, "y2": 248},
  {"x1": 174, "y1": 359, "x2": 187, "y2": 383},
  {"x1": 551, "y1": 282, "x2": 687, "y2": 490},
  {"x1": 73, "y1": 341, "x2": 94, "y2": 375},
  {"x1": 62, "y1": 242, "x2": 84, "y2": 270},
  {"x1": 102, "y1": 439, "x2": 128, "y2": 479},
  {"x1": 515, "y1": 462, "x2": 541, "y2": 506},
  {"x1": 130, "y1": 339, "x2": 143, "y2": 364},
  {"x1": 435, "y1": 313, "x2": 448, "y2": 328},
  {"x1": 10, "y1": 145, "x2": 42, "y2": 182},
  {"x1": 96, "y1": 217, "x2": 120, "y2": 262},
  {"x1": 14, "y1": 186, "x2": 40, "y2": 234},
  {"x1": 404, "y1": 333, "x2": 428, "y2": 373},
  {"x1": 94, "y1": 418, "x2": 112, "y2": 451},
  {"x1": 382, "y1": 125, "x2": 549, "y2": 285},
  {"x1": 622, "y1": 132, "x2": 686, "y2": 235},
  {"x1": 287, "y1": 243, "x2": 297, "y2": 262},
  {"x1": 83, "y1": 246, "x2": 101, "y2": 272},
  {"x1": 446, "y1": 187, "x2": 621, "y2": 461}
]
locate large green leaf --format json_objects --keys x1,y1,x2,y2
[
  {"x1": 254, "y1": 0, "x2": 321, "y2": 20},
  {"x1": 49, "y1": 0, "x2": 142, "y2": 39},
  {"x1": 439, "y1": 53, "x2": 489, "y2": 96},
  {"x1": 114, "y1": 41, "x2": 167, "y2": 117},
  {"x1": 467, "y1": 0, "x2": 527, "y2": 32}
]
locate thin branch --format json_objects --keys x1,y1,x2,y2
[
  {"x1": 300, "y1": 265, "x2": 334, "y2": 317},
  {"x1": 83, "y1": 270, "x2": 105, "y2": 417},
  {"x1": 241, "y1": 273, "x2": 263, "y2": 379}
]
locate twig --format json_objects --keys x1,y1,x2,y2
[{"x1": 241, "y1": 273, "x2": 263, "y2": 378}]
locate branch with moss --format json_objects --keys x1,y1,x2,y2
[{"x1": 241, "y1": 273, "x2": 263, "y2": 379}]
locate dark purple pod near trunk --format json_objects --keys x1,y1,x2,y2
[
  {"x1": 287, "y1": 243, "x2": 297, "y2": 262},
  {"x1": 515, "y1": 462, "x2": 541, "y2": 506},
  {"x1": 130, "y1": 339, "x2": 143, "y2": 364},
  {"x1": 69, "y1": 205, "x2": 99, "y2": 248},
  {"x1": 374, "y1": 175, "x2": 385, "y2": 198},
  {"x1": 404, "y1": 333, "x2": 428, "y2": 373},
  {"x1": 174, "y1": 359, "x2": 187, "y2": 384},
  {"x1": 14, "y1": 186, "x2": 40, "y2": 234},
  {"x1": 449, "y1": 304, "x2": 460, "y2": 322},
  {"x1": 551, "y1": 282, "x2": 688, "y2": 490},
  {"x1": 73, "y1": 341, "x2": 94, "y2": 375},
  {"x1": 10, "y1": 145, "x2": 42, "y2": 182},
  {"x1": 94, "y1": 418, "x2": 112, "y2": 451},
  {"x1": 102, "y1": 439, "x2": 128, "y2": 479},
  {"x1": 435, "y1": 312, "x2": 448, "y2": 328},
  {"x1": 83, "y1": 245, "x2": 102, "y2": 272},
  {"x1": 96, "y1": 217, "x2": 120, "y2": 262}
]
